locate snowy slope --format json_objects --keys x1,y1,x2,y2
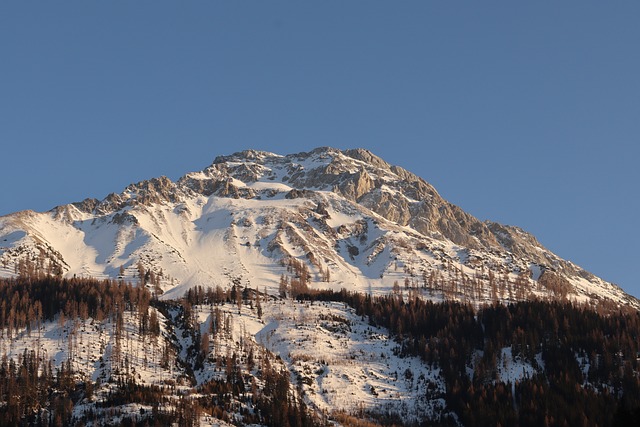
[
  {"x1": 1, "y1": 147, "x2": 637, "y2": 311},
  {"x1": 2, "y1": 295, "x2": 448, "y2": 424},
  {"x1": 254, "y1": 300, "x2": 446, "y2": 422}
]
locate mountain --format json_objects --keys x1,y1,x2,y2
[
  {"x1": 1, "y1": 146, "x2": 637, "y2": 311},
  {"x1": 2, "y1": 147, "x2": 640, "y2": 426}
]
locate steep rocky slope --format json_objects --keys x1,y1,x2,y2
[{"x1": 1, "y1": 147, "x2": 637, "y2": 310}]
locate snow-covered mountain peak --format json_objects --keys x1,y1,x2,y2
[{"x1": 1, "y1": 146, "x2": 638, "y2": 311}]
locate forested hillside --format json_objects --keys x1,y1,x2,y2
[{"x1": 1, "y1": 275, "x2": 640, "y2": 426}]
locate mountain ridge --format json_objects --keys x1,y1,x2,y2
[{"x1": 1, "y1": 146, "x2": 637, "y2": 311}]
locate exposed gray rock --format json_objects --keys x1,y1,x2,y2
[
  {"x1": 72, "y1": 198, "x2": 100, "y2": 214},
  {"x1": 111, "y1": 211, "x2": 139, "y2": 226}
]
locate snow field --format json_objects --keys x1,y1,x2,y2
[
  {"x1": 2, "y1": 290, "x2": 451, "y2": 423},
  {"x1": 2, "y1": 307, "x2": 177, "y2": 388},
  {"x1": 255, "y1": 299, "x2": 446, "y2": 422}
]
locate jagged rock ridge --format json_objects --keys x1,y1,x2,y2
[{"x1": 0, "y1": 146, "x2": 637, "y2": 310}]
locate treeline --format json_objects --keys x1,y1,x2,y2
[
  {"x1": 0, "y1": 276, "x2": 154, "y2": 339},
  {"x1": 0, "y1": 276, "x2": 322, "y2": 426},
  {"x1": 175, "y1": 286, "x2": 322, "y2": 427},
  {"x1": 0, "y1": 351, "x2": 78, "y2": 427},
  {"x1": 297, "y1": 289, "x2": 640, "y2": 427},
  {"x1": 195, "y1": 352, "x2": 319, "y2": 427},
  {"x1": 0, "y1": 276, "x2": 161, "y2": 426}
]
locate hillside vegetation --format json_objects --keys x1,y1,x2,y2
[{"x1": 1, "y1": 275, "x2": 639, "y2": 426}]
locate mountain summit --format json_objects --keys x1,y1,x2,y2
[{"x1": 1, "y1": 147, "x2": 637, "y2": 310}]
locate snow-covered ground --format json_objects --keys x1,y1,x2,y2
[
  {"x1": 254, "y1": 299, "x2": 446, "y2": 422},
  {"x1": 1, "y1": 295, "x2": 449, "y2": 424}
]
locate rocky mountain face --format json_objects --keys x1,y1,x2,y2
[{"x1": 0, "y1": 147, "x2": 637, "y2": 310}]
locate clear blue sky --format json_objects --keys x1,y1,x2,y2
[{"x1": 1, "y1": 2, "x2": 639, "y2": 298}]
